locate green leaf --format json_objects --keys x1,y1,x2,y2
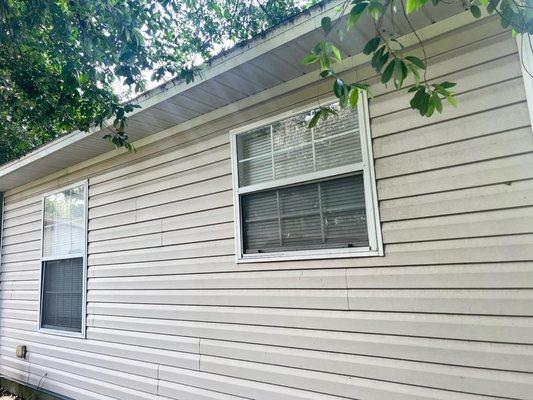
[
  {"x1": 479, "y1": 0, "x2": 489, "y2": 5},
  {"x1": 487, "y1": 0, "x2": 500, "y2": 14},
  {"x1": 394, "y1": 60, "x2": 408, "y2": 89},
  {"x1": 405, "y1": 0, "x2": 428, "y2": 13},
  {"x1": 351, "y1": 2, "x2": 369, "y2": 15},
  {"x1": 363, "y1": 37, "x2": 381, "y2": 55},
  {"x1": 377, "y1": 51, "x2": 390, "y2": 73},
  {"x1": 381, "y1": 59, "x2": 396, "y2": 84},
  {"x1": 330, "y1": 45, "x2": 342, "y2": 62},
  {"x1": 339, "y1": 92, "x2": 348, "y2": 108},
  {"x1": 419, "y1": 93, "x2": 430, "y2": 115},
  {"x1": 446, "y1": 94, "x2": 458, "y2": 107},
  {"x1": 348, "y1": 87, "x2": 360, "y2": 107},
  {"x1": 320, "y1": 55, "x2": 331, "y2": 71},
  {"x1": 320, "y1": 69, "x2": 335, "y2": 78},
  {"x1": 439, "y1": 81, "x2": 456, "y2": 89},
  {"x1": 321, "y1": 17, "x2": 332, "y2": 34},
  {"x1": 410, "y1": 86, "x2": 426, "y2": 109},
  {"x1": 405, "y1": 55, "x2": 426, "y2": 69},
  {"x1": 368, "y1": 1, "x2": 384, "y2": 20},
  {"x1": 347, "y1": 2, "x2": 368, "y2": 27},
  {"x1": 352, "y1": 82, "x2": 370, "y2": 90},
  {"x1": 308, "y1": 110, "x2": 323, "y2": 128},
  {"x1": 333, "y1": 79, "x2": 345, "y2": 98},
  {"x1": 301, "y1": 53, "x2": 319, "y2": 65},
  {"x1": 313, "y1": 41, "x2": 326, "y2": 55},
  {"x1": 470, "y1": 5, "x2": 481, "y2": 18},
  {"x1": 425, "y1": 96, "x2": 436, "y2": 117},
  {"x1": 432, "y1": 92, "x2": 443, "y2": 113},
  {"x1": 407, "y1": 64, "x2": 420, "y2": 85},
  {"x1": 370, "y1": 46, "x2": 385, "y2": 72}
]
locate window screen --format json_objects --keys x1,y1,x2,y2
[
  {"x1": 242, "y1": 175, "x2": 368, "y2": 253},
  {"x1": 41, "y1": 258, "x2": 83, "y2": 332},
  {"x1": 41, "y1": 183, "x2": 86, "y2": 333},
  {"x1": 233, "y1": 104, "x2": 378, "y2": 259}
]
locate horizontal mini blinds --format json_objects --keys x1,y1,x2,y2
[
  {"x1": 43, "y1": 185, "x2": 85, "y2": 257},
  {"x1": 237, "y1": 107, "x2": 362, "y2": 187},
  {"x1": 41, "y1": 258, "x2": 83, "y2": 332},
  {"x1": 237, "y1": 106, "x2": 369, "y2": 254},
  {"x1": 243, "y1": 175, "x2": 368, "y2": 253}
]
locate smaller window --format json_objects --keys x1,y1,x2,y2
[
  {"x1": 231, "y1": 97, "x2": 382, "y2": 262},
  {"x1": 39, "y1": 182, "x2": 87, "y2": 335}
]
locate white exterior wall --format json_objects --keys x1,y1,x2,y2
[{"x1": 1, "y1": 17, "x2": 533, "y2": 400}]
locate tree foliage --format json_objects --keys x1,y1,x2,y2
[
  {"x1": 0, "y1": 0, "x2": 304, "y2": 164},
  {"x1": 303, "y1": 0, "x2": 532, "y2": 126}
]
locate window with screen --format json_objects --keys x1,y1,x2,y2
[
  {"x1": 40, "y1": 183, "x2": 86, "y2": 334},
  {"x1": 231, "y1": 99, "x2": 382, "y2": 261}
]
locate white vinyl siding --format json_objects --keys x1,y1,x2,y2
[
  {"x1": 0, "y1": 16, "x2": 532, "y2": 400},
  {"x1": 231, "y1": 102, "x2": 381, "y2": 261},
  {"x1": 39, "y1": 182, "x2": 87, "y2": 336}
]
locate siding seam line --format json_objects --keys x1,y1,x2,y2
[
  {"x1": 156, "y1": 363, "x2": 160, "y2": 396},
  {"x1": 344, "y1": 268, "x2": 350, "y2": 310}
]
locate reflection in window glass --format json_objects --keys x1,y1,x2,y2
[{"x1": 43, "y1": 185, "x2": 85, "y2": 257}]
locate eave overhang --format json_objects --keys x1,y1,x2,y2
[{"x1": 0, "y1": 0, "x2": 466, "y2": 192}]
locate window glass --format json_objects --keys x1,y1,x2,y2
[
  {"x1": 43, "y1": 185, "x2": 85, "y2": 257},
  {"x1": 41, "y1": 257, "x2": 83, "y2": 332},
  {"x1": 242, "y1": 175, "x2": 368, "y2": 253},
  {"x1": 236, "y1": 106, "x2": 362, "y2": 188}
]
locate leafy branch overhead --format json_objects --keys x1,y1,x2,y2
[
  {"x1": 0, "y1": 0, "x2": 305, "y2": 164},
  {"x1": 302, "y1": 0, "x2": 532, "y2": 126}
]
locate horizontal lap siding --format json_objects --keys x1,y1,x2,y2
[{"x1": 1, "y1": 17, "x2": 533, "y2": 400}]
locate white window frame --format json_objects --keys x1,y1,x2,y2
[
  {"x1": 516, "y1": 34, "x2": 533, "y2": 130},
  {"x1": 38, "y1": 180, "x2": 88, "y2": 338},
  {"x1": 230, "y1": 93, "x2": 383, "y2": 263}
]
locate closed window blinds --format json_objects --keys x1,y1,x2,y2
[{"x1": 41, "y1": 258, "x2": 83, "y2": 332}]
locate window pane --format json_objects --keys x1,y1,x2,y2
[
  {"x1": 242, "y1": 191, "x2": 279, "y2": 251},
  {"x1": 241, "y1": 174, "x2": 368, "y2": 253},
  {"x1": 236, "y1": 106, "x2": 361, "y2": 188},
  {"x1": 43, "y1": 184, "x2": 85, "y2": 257},
  {"x1": 274, "y1": 144, "x2": 313, "y2": 179},
  {"x1": 41, "y1": 258, "x2": 83, "y2": 332},
  {"x1": 279, "y1": 183, "x2": 322, "y2": 248},
  {"x1": 237, "y1": 126, "x2": 272, "y2": 187},
  {"x1": 313, "y1": 106, "x2": 360, "y2": 139},
  {"x1": 321, "y1": 175, "x2": 368, "y2": 246},
  {"x1": 315, "y1": 133, "x2": 362, "y2": 171}
]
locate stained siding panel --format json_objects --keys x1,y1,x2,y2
[{"x1": 1, "y1": 17, "x2": 532, "y2": 400}]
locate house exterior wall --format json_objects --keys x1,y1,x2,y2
[{"x1": 1, "y1": 17, "x2": 533, "y2": 400}]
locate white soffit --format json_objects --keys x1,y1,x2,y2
[{"x1": 0, "y1": 0, "x2": 465, "y2": 192}]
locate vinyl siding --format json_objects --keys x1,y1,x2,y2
[{"x1": 1, "y1": 17, "x2": 533, "y2": 400}]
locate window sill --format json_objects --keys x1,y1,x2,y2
[
  {"x1": 237, "y1": 247, "x2": 383, "y2": 263},
  {"x1": 37, "y1": 327, "x2": 85, "y2": 339}
]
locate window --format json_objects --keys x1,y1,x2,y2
[
  {"x1": 231, "y1": 96, "x2": 382, "y2": 262},
  {"x1": 39, "y1": 182, "x2": 87, "y2": 335}
]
